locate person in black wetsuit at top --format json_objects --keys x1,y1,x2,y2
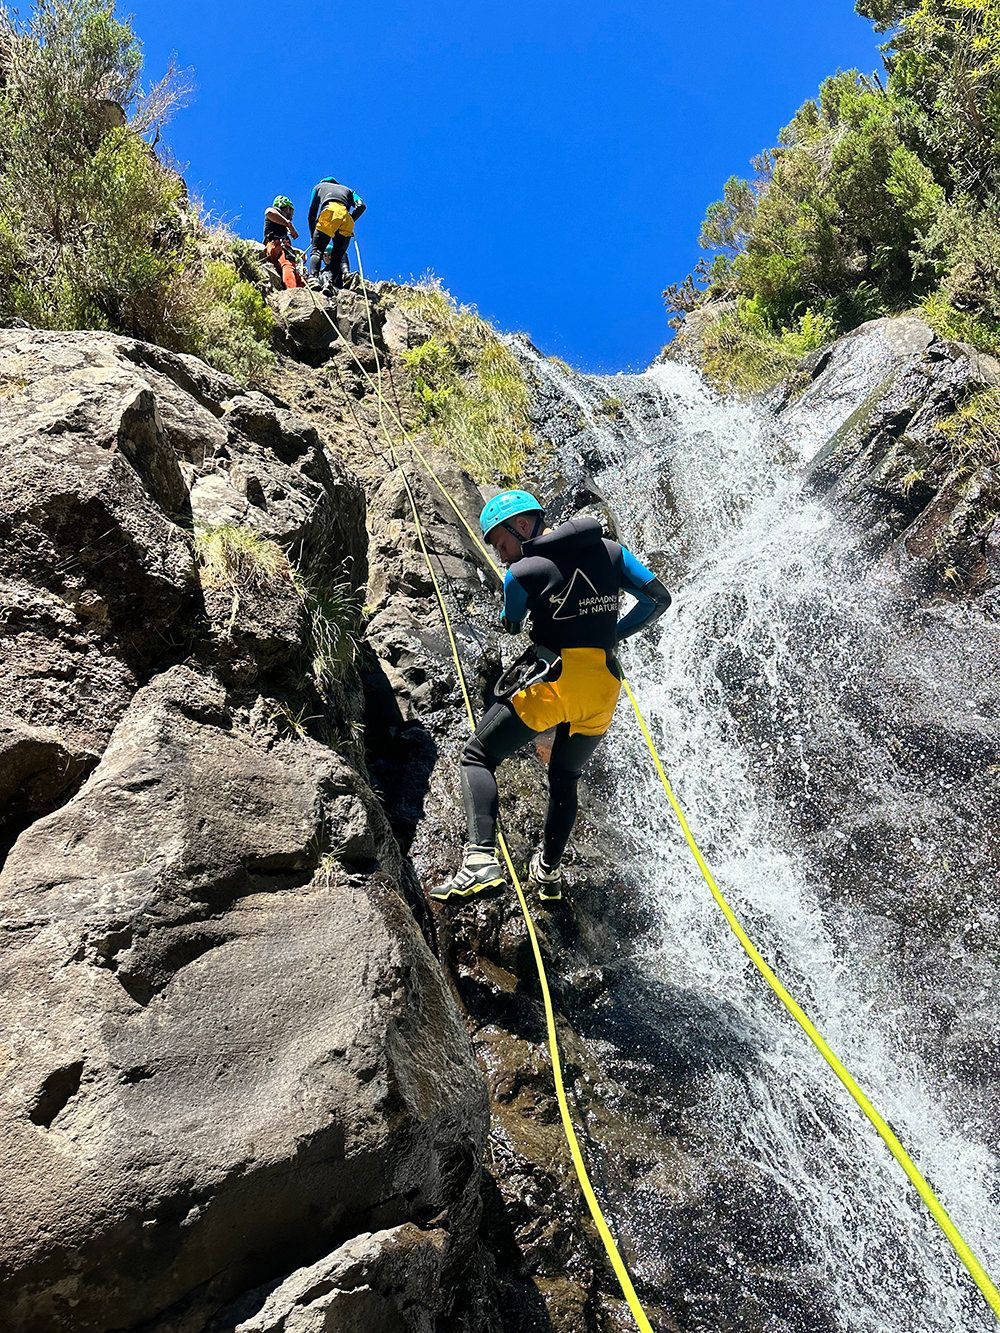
[
  {"x1": 307, "y1": 176, "x2": 366, "y2": 290},
  {"x1": 431, "y1": 489, "x2": 671, "y2": 904}
]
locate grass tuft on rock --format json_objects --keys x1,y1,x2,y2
[
  {"x1": 937, "y1": 387, "x2": 1000, "y2": 473},
  {"x1": 194, "y1": 525, "x2": 290, "y2": 592},
  {"x1": 292, "y1": 568, "x2": 361, "y2": 694},
  {"x1": 394, "y1": 278, "x2": 532, "y2": 483}
]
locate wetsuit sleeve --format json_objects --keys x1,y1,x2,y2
[
  {"x1": 500, "y1": 569, "x2": 529, "y2": 633},
  {"x1": 615, "y1": 545, "x2": 672, "y2": 641},
  {"x1": 307, "y1": 189, "x2": 319, "y2": 235},
  {"x1": 351, "y1": 193, "x2": 366, "y2": 220}
]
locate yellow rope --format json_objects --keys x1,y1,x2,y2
[
  {"x1": 620, "y1": 680, "x2": 1000, "y2": 1320},
  {"x1": 340, "y1": 243, "x2": 655, "y2": 1331},
  {"x1": 310, "y1": 252, "x2": 1000, "y2": 1325}
]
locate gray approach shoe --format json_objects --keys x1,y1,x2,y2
[
  {"x1": 528, "y1": 849, "x2": 563, "y2": 902},
  {"x1": 431, "y1": 845, "x2": 507, "y2": 902}
]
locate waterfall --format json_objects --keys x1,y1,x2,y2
[{"x1": 512, "y1": 342, "x2": 1000, "y2": 1332}]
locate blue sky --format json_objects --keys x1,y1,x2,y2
[{"x1": 127, "y1": 1, "x2": 884, "y2": 372}]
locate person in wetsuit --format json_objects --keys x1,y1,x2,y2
[
  {"x1": 431, "y1": 489, "x2": 671, "y2": 904},
  {"x1": 306, "y1": 177, "x2": 366, "y2": 289}
]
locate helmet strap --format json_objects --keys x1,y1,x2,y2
[{"x1": 496, "y1": 511, "x2": 544, "y2": 545}]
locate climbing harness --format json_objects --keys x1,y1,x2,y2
[
  {"x1": 307, "y1": 246, "x2": 1000, "y2": 1328},
  {"x1": 493, "y1": 643, "x2": 561, "y2": 701}
]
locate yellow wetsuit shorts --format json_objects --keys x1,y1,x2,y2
[
  {"x1": 315, "y1": 201, "x2": 355, "y2": 239},
  {"x1": 510, "y1": 646, "x2": 621, "y2": 737}
]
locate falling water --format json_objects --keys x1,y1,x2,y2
[{"x1": 512, "y1": 341, "x2": 1000, "y2": 1332}]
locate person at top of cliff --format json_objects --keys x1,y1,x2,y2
[
  {"x1": 263, "y1": 196, "x2": 304, "y2": 290},
  {"x1": 306, "y1": 176, "x2": 366, "y2": 291},
  {"x1": 431, "y1": 490, "x2": 672, "y2": 905}
]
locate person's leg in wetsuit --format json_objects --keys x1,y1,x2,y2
[
  {"x1": 327, "y1": 231, "x2": 351, "y2": 287},
  {"x1": 534, "y1": 723, "x2": 603, "y2": 898},
  {"x1": 431, "y1": 704, "x2": 605, "y2": 902},
  {"x1": 431, "y1": 702, "x2": 537, "y2": 900},
  {"x1": 309, "y1": 231, "x2": 331, "y2": 281}
]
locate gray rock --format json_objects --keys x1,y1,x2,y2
[
  {"x1": 0, "y1": 321, "x2": 490, "y2": 1330},
  {"x1": 0, "y1": 665, "x2": 487, "y2": 1331},
  {"x1": 228, "y1": 1224, "x2": 448, "y2": 1333},
  {"x1": 0, "y1": 332, "x2": 198, "y2": 669},
  {"x1": 0, "y1": 713, "x2": 94, "y2": 844},
  {"x1": 269, "y1": 288, "x2": 386, "y2": 365},
  {"x1": 778, "y1": 315, "x2": 1000, "y2": 596},
  {"x1": 0, "y1": 327, "x2": 366, "y2": 770}
]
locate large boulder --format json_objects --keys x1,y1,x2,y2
[
  {"x1": 222, "y1": 1224, "x2": 449, "y2": 1333},
  {"x1": 0, "y1": 328, "x2": 366, "y2": 844},
  {"x1": 0, "y1": 323, "x2": 493, "y2": 1330},
  {"x1": 269, "y1": 288, "x2": 386, "y2": 364},
  {"x1": 0, "y1": 666, "x2": 488, "y2": 1330},
  {"x1": 0, "y1": 333, "x2": 198, "y2": 673}
]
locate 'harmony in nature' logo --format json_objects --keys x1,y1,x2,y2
[{"x1": 551, "y1": 568, "x2": 618, "y2": 620}]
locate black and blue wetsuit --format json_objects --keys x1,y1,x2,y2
[
  {"x1": 307, "y1": 178, "x2": 366, "y2": 282},
  {"x1": 500, "y1": 517, "x2": 670, "y2": 648},
  {"x1": 461, "y1": 516, "x2": 671, "y2": 868}
]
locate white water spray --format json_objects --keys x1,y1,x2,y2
[{"x1": 515, "y1": 344, "x2": 1000, "y2": 1332}]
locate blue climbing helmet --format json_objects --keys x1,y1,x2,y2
[{"x1": 479, "y1": 489, "x2": 544, "y2": 540}]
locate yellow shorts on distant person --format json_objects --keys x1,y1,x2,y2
[{"x1": 315, "y1": 201, "x2": 355, "y2": 239}]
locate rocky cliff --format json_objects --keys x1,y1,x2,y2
[
  {"x1": 2, "y1": 283, "x2": 997, "y2": 1333},
  {"x1": 0, "y1": 318, "x2": 489, "y2": 1332}
]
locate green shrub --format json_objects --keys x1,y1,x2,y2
[
  {"x1": 0, "y1": 1, "x2": 273, "y2": 385},
  {"x1": 937, "y1": 387, "x2": 1000, "y2": 471},
  {"x1": 182, "y1": 258, "x2": 275, "y2": 384},
  {"x1": 698, "y1": 300, "x2": 836, "y2": 395},
  {"x1": 293, "y1": 570, "x2": 361, "y2": 694},
  {"x1": 922, "y1": 292, "x2": 1000, "y2": 355},
  {"x1": 667, "y1": 1, "x2": 1000, "y2": 376},
  {"x1": 401, "y1": 337, "x2": 457, "y2": 420},
  {"x1": 698, "y1": 305, "x2": 798, "y2": 395},
  {"x1": 779, "y1": 307, "x2": 838, "y2": 359},
  {"x1": 394, "y1": 279, "x2": 531, "y2": 482}
]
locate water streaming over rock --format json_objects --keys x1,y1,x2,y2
[{"x1": 512, "y1": 339, "x2": 1000, "y2": 1332}]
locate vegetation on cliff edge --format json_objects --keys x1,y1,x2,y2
[
  {"x1": 0, "y1": 0, "x2": 273, "y2": 383},
  {"x1": 393, "y1": 279, "x2": 533, "y2": 484},
  {"x1": 667, "y1": 0, "x2": 1000, "y2": 394}
]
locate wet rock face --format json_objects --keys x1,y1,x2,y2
[
  {"x1": 348, "y1": 420, "x2": 836, "y2": 1332},
  {"x1": 777, "y1": 316, "x2": 1000, "y2": 599},
  {"x1": 0, "y1": 326, "x2": 489, "y2": 1331},
  {"x1": 748, "y1": 317, "x2": 1000, "y2": 925}
]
